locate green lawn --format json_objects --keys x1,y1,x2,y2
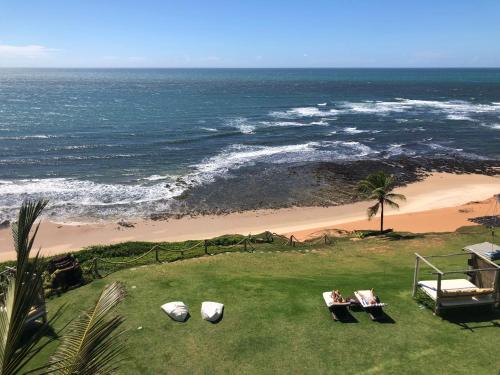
[{"x1": 27, "y1": 227, "x2": 500, "y2": 374}]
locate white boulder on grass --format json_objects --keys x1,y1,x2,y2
[
  {"x1": 161, "y1": 301, "x2": 189, "y2": 322},
  {"x1": 201, "y1": 301, "x2": 224, "y2": 322}
]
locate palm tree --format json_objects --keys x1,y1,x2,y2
[
  {"x1": 357, "y1": 171, "x2": 406, "y2": 233},
  {"x1": 0, "y1": 200, "x2": 126, "y2": 375}
]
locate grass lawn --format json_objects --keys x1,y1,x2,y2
[{"x1": 27, "y1": 227, "x2": 500, "y2": 374}]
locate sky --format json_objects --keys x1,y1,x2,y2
[{"x1": 1, "y1": 0, "x2": 499, "y2": 68}]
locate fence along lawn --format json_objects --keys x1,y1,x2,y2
[{"x1": 26, "y1": 226, "x2": 500, "y2": 374}]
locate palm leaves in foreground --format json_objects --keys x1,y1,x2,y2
[
  {"x1": 357, "y1": 171, "x2": 406, "y2": 232},
  {"x1": 0, "y1": 200, "x2": 49, "y2": 375},
  {"x1": 47, "y1": 282, "x2": 126, "y2": 375},
  {"x1": 0, "y1": 199, "x2": 127, "y2": 375}
]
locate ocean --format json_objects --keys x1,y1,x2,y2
[{"x1": 0, "y1": 68, "x2": 499, "y2": 221}]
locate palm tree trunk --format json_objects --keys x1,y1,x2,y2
[{"x1": 380, "y1": 200, "x2": 384, "y2": 233}]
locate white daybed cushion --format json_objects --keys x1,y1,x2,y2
[
  {"x1": 161, "y1": 301, "x2": 189, "y2": 322},
  {"x1": 201, "y1": 301, "x2": 224, "y2": 322}
]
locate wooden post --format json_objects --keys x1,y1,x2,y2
[
  {"x1": 244, "y1": 238, "x2": 247, "y2": 252},
  {"x1": 181, "y1": 251, "x2": 184, "y2": 259},
  {"x1": 204, "y1": 240, "x2": 208, "y2": 255},
  {"x1": 412, "y1": 256, "x2": 420, "y2": 297},
  {"x1": 155, "y1": 247, "x2": 160, "y2": 263},
  {"x1": 289, "y1": 235, "x2": 293, "y2": 246}
]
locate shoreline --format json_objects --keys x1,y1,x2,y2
[{"x1": 0, "y1": 172, "x2": 498, "y2": 261}]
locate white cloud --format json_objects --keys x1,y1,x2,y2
[{"x1": 0, "y1": 44, "x2": 56, "y2": 59}]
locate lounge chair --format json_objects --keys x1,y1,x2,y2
[
  {"x1": 354, "y1": 290, "x2": 386, "y2": 321},
  {"x1": 322, "y1": 291, "x2": 352, "y2": 321}
]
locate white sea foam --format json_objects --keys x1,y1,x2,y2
[
  {"x1": 483, "y1": 123, "x2": 500, "y2": 130},
  {"x1": 260, "y1": 121, "x2": 305, "y2": 127},
  {"x1": 0, "y1": 134, "x2": 60, "y2": 140},
  {"x1": 200, "y1": 127, "x2": 218, "y2": 132},
  {"x1": 0, "y1": 177, "x2": 183, "y2": 221},
  {"x1": 270, "y1": 107, "x2": 325, "y2": 118},
  {"x1": 260, "y1": 119, "x2": 329, "y2": 128},
  {"x1": 335, "y1": 98, "x2": 500, "y2": 120},
  {"x1": 384, "y1": 143, "x2": 414, "y2": 157},
  {"x1": 227, "y1": 117, "x2": 255, "y2": 134},
  {"x1": 142, "y1": 174, "x2": 177, "y2": 181},
  {"x1": 342, "y1": 127, "x2": 366, "y2": 134},
  {"x1": 310, "y1": 120, "x2": 329, "y2": 125},
  {"x1": 446, "y1": 114, "x2": 474, "y2": 121},
  {"x1": 317, "y1": 103, "x2": 327, "y2": 106},
  {"x1": 191, "y1": 143, "x2": 319, "y2": 179}
]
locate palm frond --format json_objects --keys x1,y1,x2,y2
[
  {"x1": 385, "y1": 193, "x2": 406, "y2": 202},
  {"x1": 0, "y1": 199, "x2": 51, "y2": 375},
  {"x1": 384, "y1": 198, "x2": 401, "y2": 210},
  {"x1": 367, "y1": 202, "x2": 380, "y2": 220},
  {"x1": 47, "y1": 282, "x2": 126, "y2": 375}
]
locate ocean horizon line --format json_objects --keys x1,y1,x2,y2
[{"x1": 2, "y1": 66, "x2": 500, "y2": 70}]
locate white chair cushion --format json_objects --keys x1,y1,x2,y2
[
  {"x1": 201, "y1": 301, "x2": 224, "y2": 322},
  {"x1": 161, "y1": 301, "x2": 189, "y2": 322}
]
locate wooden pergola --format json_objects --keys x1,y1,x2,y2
[{"x1": 412, "y1": 248, "x2": 500, "y2": 315}]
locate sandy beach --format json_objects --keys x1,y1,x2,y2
[{"x1": 0, "y1": 172, "x2": 498, "y2": 261}]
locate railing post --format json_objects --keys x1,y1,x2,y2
[
  {"x1": 204, "y1": 240, "x2": 208, "y2": 255},
  {"x1": 244, "y1": 238, "x2": 247, "y2": 252},
  {"x1": 93, "y1": 258, "x2": 100, "y2": 278},
  {"x1": 155, "y1": 247, "x2": 160, "y2": 263},
  {"x1": 289, "y1": 235, "x2": 293, "y2": 246}
]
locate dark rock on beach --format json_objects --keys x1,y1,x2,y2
[{"x1": 148, "y1": 157, "x2": 499, "y2": 220}]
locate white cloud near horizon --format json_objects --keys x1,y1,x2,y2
[{"x1": 0, "y1": 44, "x2": 57, "y2": 59}]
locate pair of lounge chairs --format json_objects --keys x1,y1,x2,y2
[
  {"x1": 322, "y1": 289, "x2": 386, "y2": 321},
  {"x1": 161, "y1": 301, "x2": 224, "y2": 322}
]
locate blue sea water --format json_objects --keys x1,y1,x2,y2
[{"x1": 0, "y1": 68, "x2": 499, "y2": 220}]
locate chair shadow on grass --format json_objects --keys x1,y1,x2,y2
[
  {"x1": 328, "y1": 306, "x2": 358, "y2": 323},
  {"x1": 347, "y1": 304, "x2": 395, "y2": 324}
]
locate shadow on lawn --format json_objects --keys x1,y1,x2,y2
[
  {"x1": 442, "y1": 308, "x2": 500, "y2": 332},
  {"x1": 348, "y1": 304, "x2": 396, "y2": 324},
  {"x1": 384, "y1": 232, "x2": 424, "y2": 241}
]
